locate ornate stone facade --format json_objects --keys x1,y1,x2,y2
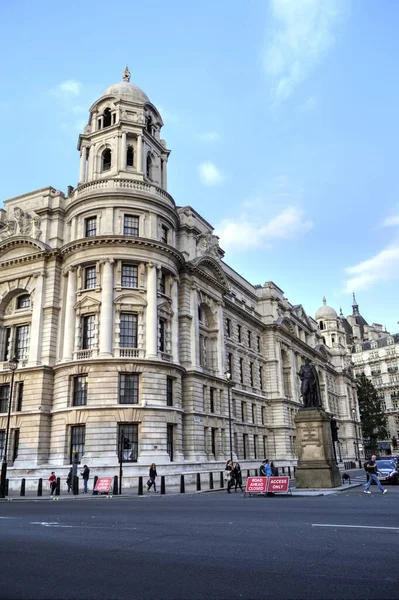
[{"x1": 0, "y1": 70, "x2": 359, "y2": 485}]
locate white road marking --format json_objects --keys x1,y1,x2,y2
[{"x1": 312, "y1": 524, "x2": 399, "y2": 530}]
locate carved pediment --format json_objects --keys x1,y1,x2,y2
[
  {"x1": 0, "y1": 207, "x2": 42, "y2": 242},
  {"x1": 196, "y1": 233, "x2": 224, "y2": 260},
  {"x1": 292, "y1": 304, "x2": 312, "y2": 329},
  {"x1": 114, "y1": 293, "x2": 147, "y2": 310},
  {"x1": 74, "y1": 296, "x2": 101, "y2": 315},
  {"x1": 188, "y1": 256, "x2": 229, "y2": 290}
]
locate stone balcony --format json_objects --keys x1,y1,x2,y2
[
  {"x1": 0, "y1": 359, "x2": 28, "y2": 371},
  {"x1": 73, "y1": 178, "x2": 175, "y2": 209}
]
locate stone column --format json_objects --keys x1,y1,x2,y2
[
  {"x1": 171, "y1": 277, "x2": 179, "y2": 364},
  {"x1": 121, "y1": 132, "x2": 127, "y2": 171},
  {"x1": 162, "y1": 159, "x2": 167, "y2": 190},
  {"x1": 62, "y1": 268, "x2": 77, "y2": 361},
  {"x1": 28, "y1": 272, "x2": 45, "y2": 366},
  {"x1": 99, "y1": 260, "x2": 114, "y2": 357},
  {"x1": 79, "y1": 146, "x2": 87, "y2": 183},
  {"x1": 145, "y1": 263, "x2": 158, "y2": 358},
  {"x1": 190, "y1": 284, "x2": 199, "y2": 367},
  {"x1": 216, "y1": 301, "x2": 225, "y2": 375},
  {"x1": 136, "y1": 134, "x2": 143, "y2": 173}
]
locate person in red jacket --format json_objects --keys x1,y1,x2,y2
[{"x1": 49, "y1": 472, "x2": 57, "y2": 496}]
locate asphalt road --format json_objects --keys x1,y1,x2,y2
[{"x1": 0, "y1": 486, "x2": 398, "y2": 600}]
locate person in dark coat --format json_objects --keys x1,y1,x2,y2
[
  {"x1": 147, "y1": 463, "x2": 158, "y2": 492},
  {"x1": 225, "y1": 459, "x2": 234, "y2": 493},
  {"x1": 81, "y1": 465, "x2": 90, "y2": 494},
  {"x1": 233, "y1": 462, "x2": 243, "y2": 492},
  {"x1": 66, "y1": 468, "x2": 73, "y2": 493},
  {"x1": 271, "y1": 461, "x2": 278, "y2": 476}
]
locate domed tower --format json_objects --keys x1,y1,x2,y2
[
  {"x1": 315, "y1": 297, "x2": 339, "y2": 347},
  {"x1": 77, "y1": 66, "x2": 170, "y2": 189}
]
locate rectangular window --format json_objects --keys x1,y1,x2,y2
[
  {"x1": 0, "y1": 430, "x2": 5, "y2": 460},
  {"x1": 85, "y1": 217, "x2": 97, "y2": 238},
  {"x1": 120, "y1": 313, "x2": 138, "y2": 348},
  {"x1": 161, "y1": 224, "x2": 169, "y2": 244},
  {"x1": 82, "y1": 315, "x2": 95, "y2": 350},
  {"x1": 237, "y1": 324, "x2": 242, "y2": 343},
  {"x1": 257, "y1": 336, "x2": 261, "y2": 353},
  {"x1": 17, "y1": 295, "x2": 30, "y2": 309},
  {"x1": 259, "y1": 366, "x2": 263, "y2": 390},
  {"x1": 159, "y1": 272, "x2": 166, "y2": 295},
  {"x1": 263, "y1": 436, "x2": 267, "y2": 459},
  {"x1": 166, "y1": 376, "x2": 173, "y2": 406},
  {"x1": 167, "y1": 423, "x2": 174, "y2": 461},
  {"x1": 239, "y1": 358, "x2": 244, "y2": 383},
  {"x1": 16, "y1": 382, "x2": 23, "y2": 411},
  {"x1": 252, "y1": 403, "x2": 256, "y2": 423},
  {"x1": 119, "y1": 373, "x2": 139, "y2": 404},
  {"x1": 15, "y1": 325, "x2": 30, "y2": 360},
  {"x1": 228, "y1": 353, "x2": 233, "y2": 376},
  {"x1": 159, "y1": 318, "x2": 166, "y2": 352},
  {"x1": 72, "y1": 375, "x2": 88, "y2": 407},
  {"x1": 119, "y1": 423, "x2": 138, "y2": 462},
  {"x1": 211, "y1": 428, "x2": 217, "y2": 456},
  {"x1": 248, "y1": 331, "x2": 252, "y2": 348},
  {"x1": 226, "y1": 318, "x2": 231, "y2": 337},
  {"x1": 123, "y1": 214, "x2": 139, "y2": 236},
  {"x1": 202, "y1": 385, "x2": 206, "y2": 411},
  {"x1": 12, "y1": 429, "x2": 19, "y2": 462},
  {"x1": 84, "y1": 265, "x2": 96, "y2": 289},
  {"x1": 2, "y1": 327, "x2": 11, "y2": 361},
  {"x1": 210, "y1": 388, "x2": 215, "y2": 413},
  {"x1": 121, "y1": 264, "x2": 138, "y2": 288},
  {"x1": 70, "y1": 425, "x2": 85, "y2": 464},
  {"x1": 241, "y1": 401, "x2": 245, "y2": 422},
  {"x1": 0, "y1": 385, "x2": 9, "y2": 413},
  {"x1": 243, "y1": 434, "x2": 248, "y2": 460},
  {"x1": 250, "y1": 362, "x2": 254, "y2": 387},
  {"x1": 254, "y1": 435, "x2": 258, "y2": 460},
  {"x1": 261, "y1": 407, "x2": 265, "y2": 425}
]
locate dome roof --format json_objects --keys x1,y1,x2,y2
[
  {"x1": 315, "y1": 297, "x2": 337, "y2": 321},
  {"x1": 102, "y1": 66, "x2": 149, "y2": 105}
]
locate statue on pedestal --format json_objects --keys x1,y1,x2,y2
[{"x1": 298, "y1": 360, "x2": 322, "y2": 409}]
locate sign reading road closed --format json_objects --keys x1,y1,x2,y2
[
  {"x1": 94, "y1": 477, "x2": 113, "y2": 493},
  {"x1": 245, "y1": 477, "x2": 268, "y2": 494},
  {"x1": 267, "y1": 476, "x2": 290, "y2": 493}
]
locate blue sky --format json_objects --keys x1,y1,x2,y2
[{"x1": 1, "y1": 0, "x2": 399, "y2": 331}]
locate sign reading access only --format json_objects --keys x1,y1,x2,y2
[
  {"x1": 245, "y1": 477, "x2": 268, "y2": 494},
  {"x1": 267, "y1": 476, "x2": 290, "y2": 493},
  {"x1": 94, "y1": 477, "x2": 113, "y2": 493}
]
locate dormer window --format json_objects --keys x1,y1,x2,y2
[
  {"x1": 16, "y1": 295, "x2": 30, "y2": 310},
  {"x1": 126, "y1": 146, "x2": 134, "y2": 167},
  {"x1": 103, "y1": 108, "x2": 112, "y2": 128},
  {"x1": 102, "y1": 149, "x2": 111, "y2": 172}
]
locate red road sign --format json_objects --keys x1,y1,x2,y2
[
  {"x1": 267, "y1": 476, "x2": 290, "y2": 493},
  {"x1": 94, "y1": 477, "x2": 113, "y2": 493},
  {"x1": 245, "y1": 477, "x2": 267, "y2": 494}
]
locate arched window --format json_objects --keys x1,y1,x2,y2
[
  {"x1": 146, "y1": 153, "x2": 152, "y2": 179},
  {"x1": 126, "y1": 146, "x2": 134, "y2": 167},
  {"x1": 16, "y1": 295, "x2": 30, "y2": 310},
  {"x1": 103, "y1": 108, "x2": 112, "y2": 128},
  {"x1": 319, "y1": 321, "x2": 324, "y2": 330},
  {"x1": 102, "y1": 149, "x2": 111, "y2": 172}
]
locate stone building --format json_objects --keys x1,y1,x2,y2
[{"x1": 0, "y1": 69, "x2": 359, "y2": 484}]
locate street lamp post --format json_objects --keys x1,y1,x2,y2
[
  {"x1": 351, "y1": 407, "x2": 361, "y2": 468},
  {"x1": 0, "y1": 356, "x2": 19, "y2": 498},
  {"x1": 225, "y1": 370, "x2": 233, "y2": 463}
]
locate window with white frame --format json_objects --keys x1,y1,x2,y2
[
  {"x1": 84, "y1": 216, "x2": 97, "y2": 238},
  {"x1": 123, "y1": 214, "x2": 139, "y2": 236},
  {"x1": 0, "y1": 385, "x2": 10, "y2": 413},
  {"x1": 120, "y1": 313, "x2": 138, "y2": 348},
  {"x1": 81, "y1": 315, "x2": 95, "y2": 350},
  {"x1": 16, "y1": 295, "x2": 30, "y2": 310},
  {"x1": 70, "y1": 425, "x2": 85, "y2": 463},
  {"x1": 118, "y1": 423, "x2": 138, "y2": 462},
  {"x1": 72, "y1": 375, "x2": 88, "y2": 407},
  {"x1": 84, "y1": 266, "x2": 96, "y2": 289},
  {"x1": 119, "y1": 374, "x2": 139, "y2": 404},
  {"x1": 121, "y1": 264, "x2": 138, "y2": 288}
]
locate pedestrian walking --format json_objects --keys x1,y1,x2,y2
[
  {"x1": 147, "y1": 463, "x2": 158, "y2": 492},
  {"x1": 66, "y1": 468, "x2": 73, "y2": 493},
  {"x1": 271, "y1": 461, "x2": 278, "y2": 476},
  {"x1": 260, "y1": 459, "x2": 272, "y2": 477},
  {"x1": 224, "y1": 459, "x2": 234, "y2": 493},
  {"x1": 233, "y1": 462, "x2": 243, "y2": 492},
  {"x1": 81, "y1": 465, "x2": 90, "y2": 494},
  {"x1": 49, "y1": 472, "x2": 57, "y2": 496},
  {"x1": 364, "y1": 455, "x2": 387, "y2": 494}
]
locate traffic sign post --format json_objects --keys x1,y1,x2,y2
[
  {"x1": 94, "y1": 477, "x2": 113, "y2": 495},
  {"x1": 245, "y1": 476, "x2": 291, "y2": 497}
]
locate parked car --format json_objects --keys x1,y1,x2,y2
[{"x1": 375, "y1": 460, "x2": 399, "y2": 485}]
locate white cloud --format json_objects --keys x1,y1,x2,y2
[
  {"x1": 299, "y1": 96, "x2": 318, "y2": 112},
  {"x1": 264, "y1": 0, "x2": 344, "y2": 104},
  {"x1": 198, "y1": 162, "x2": 225, "y2": 185},
  {"x1": 54, "y1": 79, "x2": 81, "y2": 97},
  {"x1": 197, "y1": 132, "x2": 221, "y2": 143},
  {"x1": 216, "y1": 206, "x2": 313, "y2": 253},
  {"x1": 344, "y1": 243, "x2": 399, "y2": 292},
  {"x1": 382, "y1": 215, "x2": 399, "y2": 227},
  {"x1": 156, "y1": 104, "x2": 180, "y2": 123}
]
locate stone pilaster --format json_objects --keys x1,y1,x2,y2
[
  {"x1": 99, "y1": 259, "x2": 114, "y2": 357},
  {"x1": 28, "y1": 272, "x2": 45, "y2": 366},
  {"x1": 145, "y1": 263, "x2": 158, "y2": 359},
  {"x1": 61, "y1": 267, "x2": 77, "y2": 361}
]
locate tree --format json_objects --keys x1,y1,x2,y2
[{"x1": 356, "y1": 373, "x2": 388, "y2": 455}]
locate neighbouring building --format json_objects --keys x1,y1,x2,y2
[{"x1": 0, "y1": 68, "x2": 360, "y2": 486}]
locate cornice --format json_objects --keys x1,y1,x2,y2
[
  {"x1": 182, "y1": 263, "x2": 228, "y2": 294},
  {"x1": 223, "y1": 297, "x2": 264, "y2": 327}
]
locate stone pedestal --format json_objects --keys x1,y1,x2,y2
[{"x1": 294, "y1": 408, "x2": 341, "y2": 488}]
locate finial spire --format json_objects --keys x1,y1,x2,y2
[
  {"x1": 339, "y1": 307, "x2": 343, "y2": 316},
  {"x1": 352, "y1": 292, "x2": 358, "y2": 305},
  {"x1": 352, "y1": 292, "x2": 359, "y2": 315},
  {"x1": 322, "y1": 296, "x2": 327, "y2": 306},
  {"x1": 122, "y1": 65, "x2": 131, "y2": 82}
]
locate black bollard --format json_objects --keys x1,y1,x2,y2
[
  {"x1": 138, "y1": 476, "x2": 143, "y2": 496},
  {"x1": 5, "y1": 479, "x2": 8, "y2": 496},
  {"x1": 282, "y1": 467, "x2": 285, "y2": 474},
  {"x1": 73, "y1": 475, "x2": 79, "y2": 495},
  {"x1": 37, "y1": 478, "x2": 42, "y2": 497},
  {"x1": 161, "y1": 475, "x2": 165, "y2": 495},
  {"x1": 113, "y1": 475, "x2": 118, "y2": 495},
  {"x1": 92, "y1": 475, "x2": 98, "y2": 495},
  {"x1": 55, "y1": 477, "x2": 61, "y2": 496},
  {"x1": 209, "y1": 472, "x2": 214, "y2": 490},
  {"x1": 220, "y1": 472, "x2": 224, "y2": 488},
  {"x1": 20, "y1": 478, "x2": 25, "y2": 497},
  {"x1": 180, "y1": 474, "x2": 185, "y2": 494},
  {"x1": 196, "y1": 473, "x2": 201, "y2": 491}
]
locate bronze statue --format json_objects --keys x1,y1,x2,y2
[{"x1": 298, "y1": 360, "x2": 323, "y2": 408}]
